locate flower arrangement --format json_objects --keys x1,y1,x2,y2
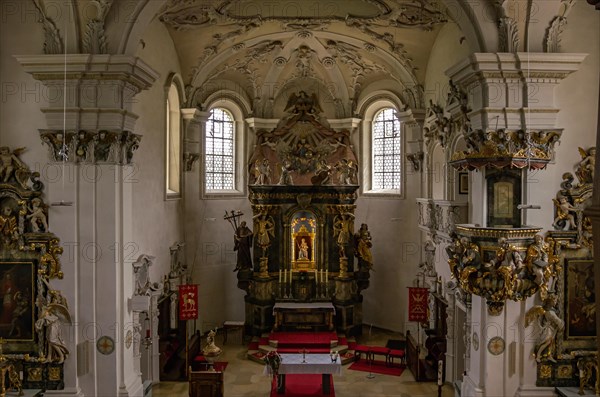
[{"x1": 265, "y1": 351, "x2": 281, "y2": 375}]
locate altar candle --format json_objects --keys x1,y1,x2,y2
[
  {"x1": 437, "y1": 360, "x2": 443, "y2": 386},
  {"x1": 284, "y1": 269, "x2": 287, "y2": 284},
  {"x1": 325, "y1": 268, "x2": 328, "y2": 281},
  {"x1": 289, "y1": 270, "x2": 293, "y2": 286},
  {"x1": 279, "y1": 269, "x2": 282, "y2": 283}
]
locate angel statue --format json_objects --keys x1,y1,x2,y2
[
  {"x1": 35, "y1": 290, "x2": 72, "y2": 363},
  {"x1": 525, "y1": 293, "x2": 564, "y2": 363},
  {"x1": 575, "y1": 147, "x2": 596, "y2": 185}
]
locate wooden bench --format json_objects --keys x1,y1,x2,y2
[
  {"x1": 387, "y1": 349, "x2": 406, "y2": 366},
  {"x1": 369, "y1": 346, "x2": 390, "y2": 364},
  {"x1": 223, "y1": 321, "x2": 245, "y2": 344},
  {"x1": 354, "y1": 345, "x2": 371, "y2": 362}
]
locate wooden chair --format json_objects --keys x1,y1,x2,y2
[{"x1": 188, "y1": 367, "x2": 224, "y2": 397}]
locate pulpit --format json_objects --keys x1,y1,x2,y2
[{"x1": 235, "y1": 92, "x2": 372, "y2": 337}]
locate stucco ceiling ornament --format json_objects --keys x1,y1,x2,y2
[
  {"x1": 81, "y1": 0, "x2": 112, "y2": 54},
  {"x1": 382, "y1": 0, "x2": 448, "y2": 30},
  {"x1": 31, "y1": 0, "x2": 63, "y2": 54},
  {"x1": 544, "y1": 0, "x2": 576, "y2": 52},
  {"x1": 158, "y1": 3, "x2": 222, "y2": 30},
  {"x1": 498, "y1": 17, "x2": 520, "y2": 53},
  {"x1": 194, "y1": 39, "x2": 283, "y2": 98},
  {"x1": 344, "y1": 15, "x2": 416, "y2": 74}
]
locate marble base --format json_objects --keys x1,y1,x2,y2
[{"x1": 556, "y1": 387, "x2": 598, "y2": 396}]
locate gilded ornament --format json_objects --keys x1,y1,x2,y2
[
  {"x1": 27, "y1": 367, "x2": 43, "y2": 382},
  {"x1": 48, "y1": 366, "x2": 61, "y2": 381},
  {"x1": 539, "y1": 364, "x2": 552, "y2": 379},
  {"x1": 557, "y1": 365, "x2": 572, "y2": 378}
]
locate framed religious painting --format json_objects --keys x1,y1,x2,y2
[
  {"x1": 458, "y1": 172, "x2": 469, "y2": 195},
  {"x1": 555, "y1": 258, "x2": 597, "y2": 358},
  {"x1": 564, "y1": 259, "x2": 595, "y2": 339},
  {"x1": 486, "y1": 169, "x2": 522, "y2": 228},
  {"x1": 0, "y1": 258, "x2": 40, "y2": 353}
]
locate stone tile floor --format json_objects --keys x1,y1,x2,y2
[{"x1": 152, "y1": 326, "x2": 455, "y2": 397}]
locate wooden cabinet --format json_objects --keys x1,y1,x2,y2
[{"x1": 189, "y1": 370, "x2": 224, "y2": 397}]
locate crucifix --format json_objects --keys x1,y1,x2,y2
[{"x1": 224, "y1": 210, "x2": 244, "y2": 232}]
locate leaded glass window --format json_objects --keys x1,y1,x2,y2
[
  {"x1": 372, "y1": 108, "x2": 401, "y2": 190},
  {"x1": 205, "y1": 108, "x2": 235, "y2": 190}
]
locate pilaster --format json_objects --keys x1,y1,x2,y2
[{"x1": 17, "y1": 54, "x2": 158, "y2": 397}]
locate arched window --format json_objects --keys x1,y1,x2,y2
[
  {"x1": 372, "y1": 108, "x2": 401, "y2": 191},
  {"x1": 166, "y1": 82, "x2": 181, "y2": 197},
  {"x1": 205, "y1": 108, "x2": 235, "y2": 191}
]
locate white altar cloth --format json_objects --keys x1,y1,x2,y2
[
  {"x1": 272, "y1": 302, "x2": 335, "y2": 314},
  {"x1": 264, "y1": 354, "x2": 342, "y2": 375}
]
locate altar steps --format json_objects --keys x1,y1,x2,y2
[{"x1": 247, "y1": 332, "x2": 356, "y2": 365}]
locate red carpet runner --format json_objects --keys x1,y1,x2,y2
[
  {"x1": 270, "y1": 374, "x2": 335, "y2": 397},
  {"x1": 348, "y1": 360, "x2": 405, "y2": 377}
]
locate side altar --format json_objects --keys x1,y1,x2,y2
[{"x1": 232, "y1": 92, "x2": 372, "y2": 337}]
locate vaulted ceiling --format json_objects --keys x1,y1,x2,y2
[{"x1": 157, "y1": 0, "x2": 462, "y2": 118}]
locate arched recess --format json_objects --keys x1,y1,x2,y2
[
  {"x1": 201, "y1": 94, "x2": 250, "y2": 197},
  {"x1": 447, "y1": 135, "x2": 468, "y2": 202},
  {"x1": 165, "y1": 72, "x2": 186, "y2": 198},
  {"x1": 358, "y1": 91, "x2": 413, "y2": 197},
  {"x1": 430, "y1": 143, "x2": 446, "y2": 200}
]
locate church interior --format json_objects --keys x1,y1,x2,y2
[{"x1": 0, "y1": 0, "x2": 599, "y2": 396}]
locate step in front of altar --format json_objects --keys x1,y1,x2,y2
[
  {"x1": 268, "y1": 332, "x2": 339, "y2": 349},
  {"x1": 247, "y1": 332, "x2": 356, "y2": 365}
]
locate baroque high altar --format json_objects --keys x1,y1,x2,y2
[{"x1": 234, "y1": 92, "x2": 372, "y2": 337}]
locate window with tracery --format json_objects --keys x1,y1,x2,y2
[
  {"x1": 205, "y1": 108, "x2": 235, "y2": 191},
  {"x1": 372, "y1": 108, "x2": 401, "y2": 190}
]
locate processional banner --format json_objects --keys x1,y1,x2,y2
[
  {"x1": 179, "y1": 284, "x2": 198, "y2": 320},
  {"x1": 408, "y1": 287, "x2": 429, "y2": 322}
]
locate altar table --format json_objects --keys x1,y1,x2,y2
[
  {"x1": 265, "y1": 353, "x2": 342, "y2": 395},
  {"x1": 273, "y1": 302, "x2": 335, "y2": 331}
]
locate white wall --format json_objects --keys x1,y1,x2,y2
[{"x1": 133, "y1": 19, "x2": 184, "y2": 285}]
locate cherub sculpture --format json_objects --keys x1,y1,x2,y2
[
  {"x1": 35, "y1": 290, "x2": 72, "y2": 363},
  {"x1": 575, "y1": 147, "x2": 595, "y2": 184},
  {"x1": 525, "y1": 294, "x2": 564, "y2": 363},
  {"x1": 27, "y1": 197, "x2": 48, "y2": 233},
  {"x1": 0, "y1": 146, "x2": 26, "y2": 183},
  {"x1": 552, "y1": 196, "x2": 577, "y2": 230}
]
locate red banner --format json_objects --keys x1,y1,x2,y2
[
  {"x1": 179, "y1": 284, "x2": 198, "y2": 320},
  {"x1": 408, "y1": 287, "x2": 429, "y2": 322}
]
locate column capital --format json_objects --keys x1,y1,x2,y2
[
  {"x1": 181, "y1": 108, "x2": 210, "y2": 123},
  {"x1": 446, "y1": 53, "x2": 588, "y2": 131}
]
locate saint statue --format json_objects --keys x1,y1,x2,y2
[
  {"x1": 297, "y1": 238, "x2": 309, "y2": 260},
  {"x1": 233, "y1": 221, "x2": 253, "y2": 272}
]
